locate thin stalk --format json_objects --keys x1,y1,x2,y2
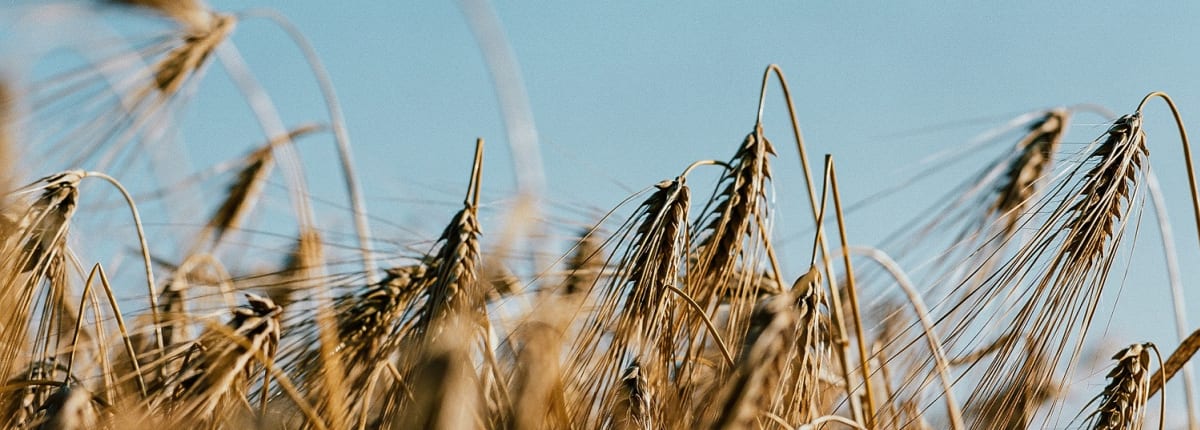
[
  {"x1": 193, "y1": 317, "x2": 329, "y2": 430},
  {"x1": 83, "y1": 172, "x2": 162, "y2": 362},
  {"x1": 65, "y1": 264, "x2": 97, "y2": 382},
  {"x1": 679, "y1": 159, "x2": 727, "y2": 179},
  {"x1": 1147, "y1": 170, "x2": 1198, "y2": 428},
  {"x1": 237, "y1": 8, "x2": 377, "y2": 283},
  {"x1": 1136, "y1": 92, "x2": 1200, "y2": 254},
  {"x1": 756, "y1": 215, "x2": 786, "y2": 294},
  {"x1": 756, "y1": 64, "x2": 859, "y2": 421},
  {"x1": 1149, "y1": 328, "x2": 1200, "y2": 397},
  {"x1": 94, "y1": 264, "x2": 147, "y2": 397},
  {"x1": 665, "y1": 284, "x2": 734, "y2": 366},
  {"x1": 827, "y1": 155, "x2": 877, "y2": 427},
  {"x1": 214, "y1": 42, "x2": 319, "y2": 242},
  {"x1": 456, "y1": 0, "x2": 547, "y2": 293},
  {"x1": 799, "y1": 415, "x2": 868, "y2": 430},
  {"x1": 357, "y1": 365, "x2": 388, "y2": 430},
  {"x1": 1150, "y1": 344, "x2": 1166, "y2": 430},
  {"x1": 873, "y1": 340, "x2": 903, "y2": 430},
  {"x1": 848, "y1": 246, "x2": 965, "y2": 430}
]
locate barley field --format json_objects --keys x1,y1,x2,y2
[{"x1": 2, "y1": 1, "x2": 1200, "y2": 429}]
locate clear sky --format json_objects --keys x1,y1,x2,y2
[
  {"x1": 210, "y1": 2, "x2": 1200, "y2": 424},
  {"x1": 7, "y1": 1, "x2": 1200, "y2": 426},
  {"x1": 202, "y1": 0, "x2": 1200, "y2": 329}
]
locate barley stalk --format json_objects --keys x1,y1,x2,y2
[
  {"x1": 1088, "y1": 343, "x2": 1153, "y2": 430},
  {"x1": 707, "y1": 289, "x2": 797, "y2": 429},
  {"x1": 152, "y1": 294, "x2": 282, "y2": 425}
]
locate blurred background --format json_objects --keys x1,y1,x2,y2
[{"x1": 3, "y1": 1, "x2": 1200, "y2": 427}]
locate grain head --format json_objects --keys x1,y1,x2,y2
[{"x1": 1088, "y1": 343, "x2": 1152, "y2": 430}]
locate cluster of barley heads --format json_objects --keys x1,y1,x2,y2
[{"x1": 3, "y1": 1, "x2": 1200, "y2": 429}]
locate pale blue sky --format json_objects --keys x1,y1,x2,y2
[
  {"x1": 7, "y1": 1, "x2": 1200, "y2": 425},
  {"x1": 209, "y1": 3, "x2": 1200, "y2": 423},
  {"x1": 199, "y1": 0, "x2": 1200, "y2": 326}
]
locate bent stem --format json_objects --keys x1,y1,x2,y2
[
  {"x1": 65, "y1": 264, "x2": 97, "y2": 383},
  {"x1": 827, "y1": 155, "x2": 877, "y2": 427},
  {"x1": 1149, "y1": 343, "x2": 1166, "y2": 430},
  {"x1": 1136, "y1": 92, "x2": 1200, "y2": 253},
  {"x1": 1147, "y1": 169, "x2": 1198, "y2": 427},
  {"x1": 83, "y1": 171, "x2": 163, "y2": 364},
  {"x1": 800, "y1": 415, "x2": 868, "y2": 430},
  {"x1": 238, "y1": 8, "x2": 378, "y2": 283},
  {"x1": 848, "y1": 246, "x2": 965, "y2": 430},
  {"x1": 1149, "y1": 327, "x2": 1200, "y2": 398},
  {"x1": 665, "y1": 284, "x2": 734, "y2": 366},
  {"x1": 94, "y1": 264, "x2": 148, "y2": 397},
  {"x1": 679, "y1": 159, "x2": 728, "y2": 179},
  {"x1": 214, "y1": 42, "x2": 321, "y2": 252},
  {"x1": 756, "y1": 64, "x2": 860, "y2": 421}
]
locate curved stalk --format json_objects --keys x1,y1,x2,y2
[
  {"x1": 665, "y1": 284, "x2": 734, "y2": 366},
  {"x1": 1150, "y1": 343, "x2": 1167, "y2": 430},
  {"x1": 83, "y1": 171, "x2": 162, "y2": 362},
  {"x1": 848, "y1": 246, "x2": 966, "y2": 430},
  {"x1": 1136, "y1": 92, "x2": 1200, "y2": 252},
  {"x1": 755, "y1": 64, "x2": 860, "y2": 421},
  {"x1": 192, "y1": 316, "x2": 329, "y2": 430},
  {"x1": 214, "y1": 42, "x2": 320, "y2": 252},
  {"x1": 827, "y1": 155, "x2": 877, "y2": 426},
  {"x1": 679, "y1": 159, "x2": 728, "y2": 179},
  {"x1": 797, "y1": 415, "x2": 868, "y2": 430},
  {"x1": 237, "y1": 8, "x2": 377, "y2": 283},
  {"x1": 65, "y1": 265, "x2": 96, "y2": 382},
  {"x1": 94, "y1": 264, "x2": 148, "y2": 397},
  {"x1": 1147, "y1": 169, "x2": 1198, "y2": 427}
]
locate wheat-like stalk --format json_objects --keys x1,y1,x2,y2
[
  {"x1": 150, "y1": 294, "x2": 282, "y2": 425},
  {"x1": 0, "y1": 81, "x2": 14, "y2": 195},
  {"x1": 151, "y1": 15, "x2": 234, "y2": 98},
  {"x1": 992, "y1": 109, "x2": 1069, "y2": 236},
  {"x1": 1088, "y1": 343, "x2": 1153, "y2": 430},
  {"x1": 12, "y1": 7, "x2": 1200, "y2": 428},
  {"x1": 706, "y1": 288, "x2": 796, "y2": 429},
  {"x1": 683, "y1": 125, "x2": 777, "y2": 391},
  {"x1": 607, "y1": 362, "x2": 654, "y2": 430},
  {"x1": 691, "y1": 125, "x2": 775, "y2": 292},
  {"x1": 565, "y1": 177, "x2": 690, "y2": 427},
  {"x1": 561, "y1": 229, "x2": 606, "y2": 296},
  {"x1": 410, "y1": 141, "x2": 486, "y2": 346},
  {"x1": 395, "y1": 317, "x2": 482, "y2": 430},
  {"x1": 507, "y1": 320, "x2": 569, "y2": 430},
  {"x1": 0, "y1": 172, "x2": 83, "y2": 382},
  {"x1": 951, "y1": 114, "x2": 1148, "y2": 429}
]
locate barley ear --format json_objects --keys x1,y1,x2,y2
[
  {"x1": 152, "y1": 14, "x2": 235, "y2": 97},
  {"x1": 609, "y1": 362, "x2": 654, "y2": 430},
  {"x1": 1088, "y1": 343, "x2": 1153, "y2": 430},
  {"x1": 993, "y1": 109, "x2": 1069, "y2": 235}
]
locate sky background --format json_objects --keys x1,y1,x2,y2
[
  {"x1": 6, "y1": 1, "x2": 1200, "y2": 427},
  {"x1": 213, "y1": 2, "x2": 1200, "y2": 425},
  {"x1": 208, "y1": 0, "x2": 1200, "y2": 339}
]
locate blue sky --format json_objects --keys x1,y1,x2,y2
[
  {"x1": 202, "y1": 1, "x2": 1200, "y2": 312},
  {"x1": 208, "y1": 2, "x2": 1200, "y2": 422},
  {"x1": 6, "y1": 1, "x2": 1200, "y2": 425}
]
